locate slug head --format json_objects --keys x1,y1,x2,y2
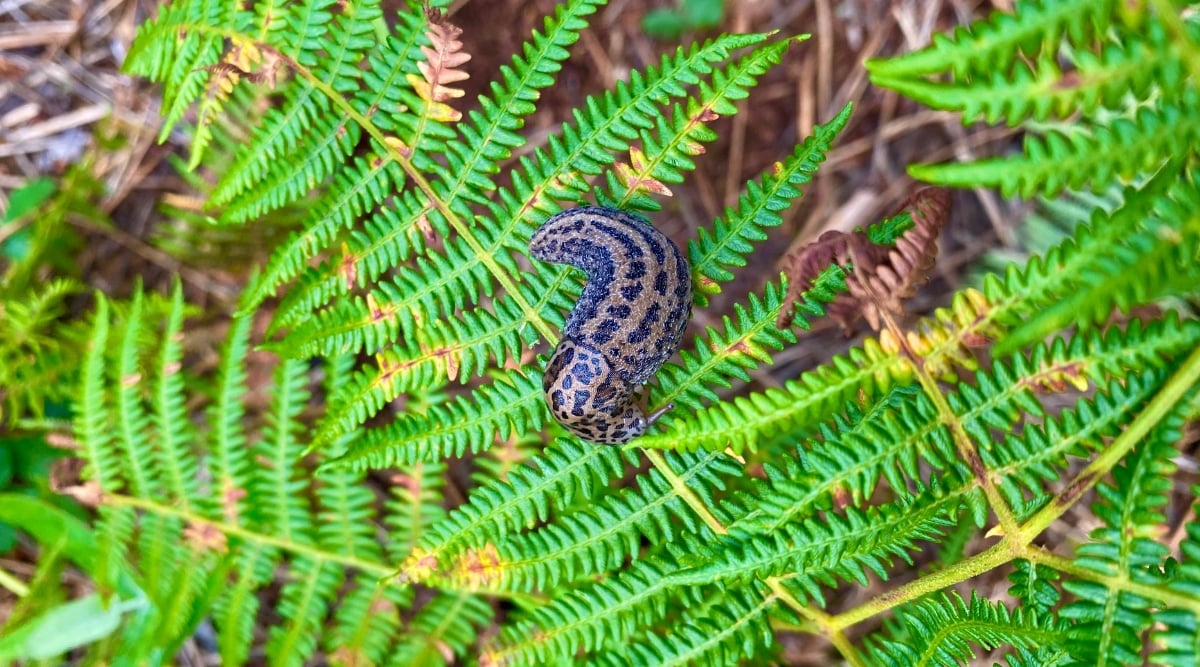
[{"x1": 542, "y1": 338, "x2": 649, "y2": 445}]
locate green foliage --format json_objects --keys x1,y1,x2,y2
[
  {"x1": 4, "y1": 0, "x2": 1199, "y2": 665},
  {"x1": 868, "y1": 0, "x2": 1200, "y2": 199},
  {"x1": 642, "y1": 0, "x2": 725, "y2": 41}
]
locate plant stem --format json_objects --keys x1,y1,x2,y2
[
  {"x1": 0, "y1": 565, "x2": 29, "y2": 597},
  {"x1": 831, "y1": 343, "x2": 1200, "y2": 628}
]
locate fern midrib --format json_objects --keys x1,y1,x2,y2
[
  {"x1": 658, "y1": 349, "x2": 906, "y2": 449},
  {"x1": 492, "y1": 569, "x2": 673, "y2": 664},
  {"x1": 106, "y1": 491, "x2": 393, "y2": 578},
  {"x1": 419, "y1": 445, "x2": 609, "y2": 561},
  {"x1": 498, "y1": 455, "x2": 719, "y2": 588},
  {"x1": 913, "y1": 616, "x2": 1056, "y2": 667},
  {"x1": 170, "y1": 21, "x2": 557, "y2": 342},
  {"x1": 271, "y1": 560, "x2": 332, "y2": 664},
  {"x1": 659, "y1": 593, "x2": 776, "y2": 667}
]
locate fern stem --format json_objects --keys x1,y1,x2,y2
[
  {"x1": 0, "y1": 565, "x2": 28, "y2": 597},
  {"x1": 1148, "y1": 0, "x2": 1200, "y2": 83},
  {"x1": 643, "y1": 450, "x2": 727, "y2": 535},
  {"x1": 1018, "y1": 342, "x2": 1200, "y2": 541},
  {"x1": 1024, "y1": 548, "x2": 1200, "y2": 616},
  {"x1": 105, "y1": 491, "x2": 392, "y2": 575},
  {"x1": 882, "y1": 306, "x2": 1021, "y2": 538},
  {"x1": 830, "y1": 343, "x2": 1200, "y2": 630},
  {"x1": 831, "y1": 542, "x2": 1010, "y2": 630},
  {"x1": 769, "y1": 581, "x2": 868, "y2": 667}
]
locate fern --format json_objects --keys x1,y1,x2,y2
[
  {"x1": 869, "y1": 0, "x2": 1200, "y2": 199},
  {"x1": 4, "y1": 0, "x2": 1200, "y2": 665}
]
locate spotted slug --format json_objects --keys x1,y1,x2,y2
[{"x1": 529, "y1": 206, "x2": 692, "y2": 444}]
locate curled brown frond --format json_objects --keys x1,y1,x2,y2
[
  {"x1": 776, "y1": 187, "x2": 951, "y2": 333},
  {"x1": 855, "y1": 187, "x2": 952, "y2": 330},
  {"x1": 776, "y1": 228, "x2": 881, "y2": 331}
]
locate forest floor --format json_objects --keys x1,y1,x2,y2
[{"x1": 1, "y1": 0, "x2": 1046, "y2": 664}]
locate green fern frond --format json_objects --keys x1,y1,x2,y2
[
  {"x1": 123, "y1": 1, "x2": 231, "y2": 151},
  {"x1": 864, "y1": 0, "x2": 1116, "y2": 79},
  {"x1": 598, "y1": 36, "x2": 805, "y2": 209},
  {"x1": 77, "y1": 295, "x2": 119, "y2": 493},
  {"x1": 308, "y1": 296, "x2": 550, "y2": 447},
  {"x1": 490, "y1": 488, "x2": 955, "y2": 665},
  {"x1": 247, "y1": 0, "x2": 658, "y2": 312},
  {"x1": 214, "y1": 544, "x2": 279, "y2": 664},
  {"x1": 910, "y1": 90, "x2": 1200, "y2": 198},
  {"x1": 323, "y1": 577, "x2": 410, "y2": 666},
  {"x1": 328, "y1": 369, "x2": 545, "y2": 470},
  {"x1": 385, "y1": 460, "x2": 448, "y2": 559},
  {"x1": 152, "y1": 282, "x2": 201, "y2": 511},
  {"x1": 0, "y1": 277, "x2": 80, "y2": 424},
  {"x1": 870, "y1": 20, "x2": 1184, "y2": 127},
  {"x1": 690, "y1": 103, "x2": 851, "y2": 306},
  {"x1": 870, "y1": 0, "x2": 1200, "y2": 200},
  {"x1": 680, "y1": 489, "x2": 958, "y2": 589},
  {"x1": 204, "y1": 309, "x2": 254, "y2": 525},
  {"x1": 485, "y1": 558, "x2": 685, "y2": 666},
  {"x1": 390, "y1": 592, "x2": 493, "y2": 667},
  {"x1": 115, "y1": 289, "x2": 162, "y2": 501},
  {"x1": 253, "y1": 356, "x2": 314, "y2": 544},
  {"x1": 1154, "y1": 482, "x2": 1200, "y2": 665},
  {"x1": 1012, "y1": 167, "x2": 1200, "y2": 338},
  {"x1": 275, "y1": 33, "x2": 791, "y2": 364},
  {"x1": 259, "y1": 31, "x2": 771, "y2": 321},
  {"x1": 864, "y1": 592, "x2": 1065, "y2": 667},
  {"x1": 405, "y1": 441, "x2": 627, "y2": 579},
  {"x1": 1060, "y1": 406, "x2": 1186, "y2": 663},
  {"x1": 642, "y1": 334, "x2": 908, "y2": 454},
  {"x1": 598, "y1": 586, "x2": 776, "y2": 667},
  {"x1": 991, "y1": 165, "x2": 1199, "y2": 354},
  {"x1": 464, "y1": 450, "x2": 726, "y2": 594},
  {"x1": 266, "y1": 557, "x2": 343, "y2": 665},
  {"x1": 654, "y1": 279, "x2": 809, "y2": 411}
]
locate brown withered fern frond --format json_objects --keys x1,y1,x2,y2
[
  {"x1": 775, "y1": 227, "x2": 881, "y2": 331},
  {"x1": 855, "y1": 187, "x2": 951, "y2": 330},
  {"x1": 776, "y1": 187, "x2": 951, "y2": 333},
  {"x1": 411, "y1": 7, "x2": 472, "y2": 122}
]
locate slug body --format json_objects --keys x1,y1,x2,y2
[{"x1": 530, "y1": 206, "x2": 692, "y2": 444}]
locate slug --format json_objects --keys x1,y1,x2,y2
[{"x1": 529, "y1": 206, "x2": 692, "y2": 444}]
